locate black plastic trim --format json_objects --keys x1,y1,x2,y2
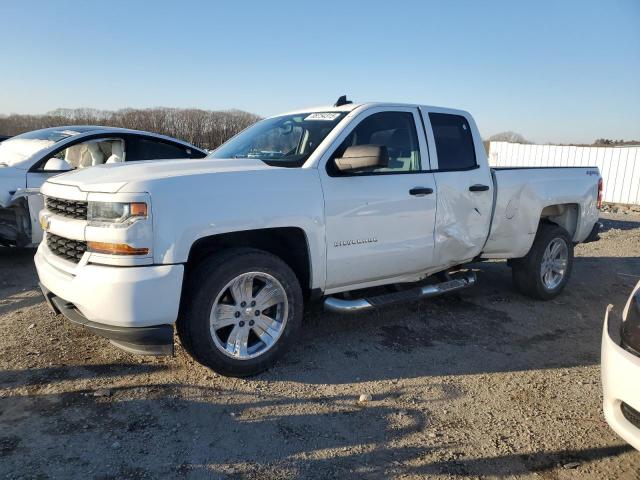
[
  {"x1": 409, "y1": 187, "x2": 434, "y2": 195},
  {"x1": 583, "y1": 221, "x2": 602, "y2": 244},
  {"x1": 309, "y1": 288, "x2": 324, "y2": 300},
  {"x1": 621, "y1": 402, "x2": 640, "y2": 429},
  {"x1": 431, "y1": 164, "x2": 481, "y2": 173},
  {"x1": 328, "y1": 161, "x2": 483, "y2": 177}
]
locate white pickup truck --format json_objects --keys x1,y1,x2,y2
[{"x1": 35, "y1": 99, "x2": 602, "y2": 376}]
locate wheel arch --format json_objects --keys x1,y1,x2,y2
[
  {"x1": 539, "y1": 203, "x2": 580, "y2": 239},
  {"x1": 184, "y1": 227, "x2": 314, "y2": 296}
]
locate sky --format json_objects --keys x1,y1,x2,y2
[{"x1": 1, "y1": 0, "x2": 638, "y2": 144}]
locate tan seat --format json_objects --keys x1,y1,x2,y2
[
  {"x1": 106, "y1": 141, "x2": 125, "y2": 164},
  {"x1": 77, "y1": 143, "x2": 104, "y2": 167}
]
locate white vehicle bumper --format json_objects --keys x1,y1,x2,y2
[
  {"x1": 35, "y1": 243, "x2": 184, "y2": 355},
  {"x1": 601, "y1": 306, "x2": 640, "y2": 451}
]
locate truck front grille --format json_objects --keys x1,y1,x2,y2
[
  {"x1": 45, "y1": 196, "x2": 88, "y2": 220},
  {"x1": 46, "y1": 233, "x2": 87, "y2": 263}
]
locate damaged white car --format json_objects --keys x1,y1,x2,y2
[
  {"x1": 602, "y1": 280, "x2": 640, "y2": 450},
  {"x1": 0, "y1": 126, "x2": 206, "y2": 246}
]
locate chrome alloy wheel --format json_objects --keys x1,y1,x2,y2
[
  {"x1": 209, "y1": 272, "x2": 288, "y2": 360},
  {"x1": 540, "y1": 238, "x2": 569, "y2": 290}
]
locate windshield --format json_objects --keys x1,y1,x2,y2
[
  {"x1": 0, "y1": 128, "x2": 81, "y2": 167},
  {"x1": 209, "y1": 112, "x2": 347, "y2": 167}
]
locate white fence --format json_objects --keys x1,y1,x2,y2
[{"x1": 489, "y1": 142, "x2": 640, "y2": 205}]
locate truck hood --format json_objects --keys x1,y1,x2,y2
[{"x1": 46, "y1": 158, "x2": 274, "y2": 193}]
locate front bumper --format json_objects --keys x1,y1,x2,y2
[
  {"x1": 601, "y1": 306, "x2": 640, "y2": 451},
  {"x1": 35, "y1": 243, "x2": 184, "y2": 355},
  {"x1": 40, "y1": 284, "x2": 173, "y2": 355}
]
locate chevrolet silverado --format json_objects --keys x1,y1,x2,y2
[{"x1": 35, "y1": 99, "x2": 602, "y2": 376}]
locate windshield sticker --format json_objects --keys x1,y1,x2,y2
[{"x1": 304, "y1": 113, "x2": 342, "y2": 121}]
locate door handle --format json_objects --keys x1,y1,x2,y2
[
  {"x1": 409, "y1": 187, "x2": 434, "y2": 196},
  {"x1": 469, "y1": 184, "x2": 490, "y2": 192}
]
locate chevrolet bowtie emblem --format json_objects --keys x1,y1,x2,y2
[{"x1": 39, "y1": 212, "x2": 51, "y2": 231}]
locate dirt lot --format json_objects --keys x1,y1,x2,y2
[{"x1": 1, "y1": 213, "x2": 639, "y2": 479}]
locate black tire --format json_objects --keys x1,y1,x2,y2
[
  {"x1": 177, "y1": 248, "x2": 303, "y2": 377},
  {"x1": 511, "y1": 223, "x2": 574, "y2": 300}
]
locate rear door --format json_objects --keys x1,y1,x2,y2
[
  {"x1": 420, "y1": 108, "x2": 494, "y2": 268},
  {"x1": 320, "y1": 107, "x2": 437, "y2": 291}
]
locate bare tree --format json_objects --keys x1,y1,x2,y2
[
  {"x1": 487, "y1": 131, "x2": 531, "y2": 144},
  {"x1": 0, "y1": 107, "x2": 262, "y2": 150}
]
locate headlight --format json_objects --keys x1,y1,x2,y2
[{"x1": 88, "y1": 201, "x2": 147, "y2": 227}]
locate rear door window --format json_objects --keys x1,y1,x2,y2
[{"x1": 429, "y1": 113, "x2": 477, "y2": 170}]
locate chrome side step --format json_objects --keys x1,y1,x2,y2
[{"x1": 323, "y1": 272, "x2": 477, "y2": 314}]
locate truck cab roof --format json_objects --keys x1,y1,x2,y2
[{"x1": 279, "y1": 102, "x2": 471, "y2": 118}]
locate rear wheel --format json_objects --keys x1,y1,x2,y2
[
  {"x1": 177, "y1": 248, "x2": 303, "y2": 377},
  {"x1": 511, "y1": 223, "x2": 573, "y2": 300}
]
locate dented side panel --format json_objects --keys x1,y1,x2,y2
[
  {"x1": 25, "y1": 190, "x2": 45, "y2": 244},
  {"x1": 431, "y1": 171, "x2": 494, "y2": 268},
  {"x1": 0, "y1": 167, "x2": 30, "y2": 246},
  {"x1": 482, "y1": 167, "x2": 600, "y2": 258},
  {"x1": 0, "y1": 188, "x2": 43, "y2": 247}
]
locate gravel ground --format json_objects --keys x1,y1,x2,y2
[{"x1": 1, "y1": 213, "x2": 639, "y2": 479}]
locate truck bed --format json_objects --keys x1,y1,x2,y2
[{"x1": 481, "y1": 166, "x2": 600, "y2": 259}]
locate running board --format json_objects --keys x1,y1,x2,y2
[{"x1": 323, "y1": 272, "x2": 477, "y2": 314}]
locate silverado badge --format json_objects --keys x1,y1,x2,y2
[{"x1": 334, "y1": 237, "x2": 378, "y2": 247}]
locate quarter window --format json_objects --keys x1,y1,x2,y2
[
  {"x1": 330, "y1": 111, "x2": 421, "y2": 174},
  {"x1": 429, "y1": 113, "x2": 477, "y2": 170}
]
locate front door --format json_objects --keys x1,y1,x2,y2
[{"x1": 320, "y1": 108, "x2": 437, "y2": 291}]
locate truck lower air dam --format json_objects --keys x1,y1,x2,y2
[{"x1": 323, "y1": 272, "x2": 477, "y2": 314}]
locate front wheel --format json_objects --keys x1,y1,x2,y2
[
  {"x1": 511, "y1": 223, "x2": 574, "y2": 300},
  {"x1": 177, "y1": 248, "x2": 303, "y2": 377}
]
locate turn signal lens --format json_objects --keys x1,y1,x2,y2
[
  {"x1": 129, "y1": 202, "x2": 148, "y2": 217},
  {"x1": 87, "y1": 241, "x2": 149, "y2": 256}
]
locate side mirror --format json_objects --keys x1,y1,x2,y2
[
  {"x1": 334, "y1": 145, "x2": 389, "y2": 172},
  {"x1": 43, "y1": 157, "x2": 72, "y2": 172}
]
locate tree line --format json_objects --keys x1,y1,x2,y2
[
  {"x1": 0, "y1": 107, "x2": 262, "y2": 150},
  {"x1": 487, "y1": 131, "x2": 640, "y2": 147}
]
